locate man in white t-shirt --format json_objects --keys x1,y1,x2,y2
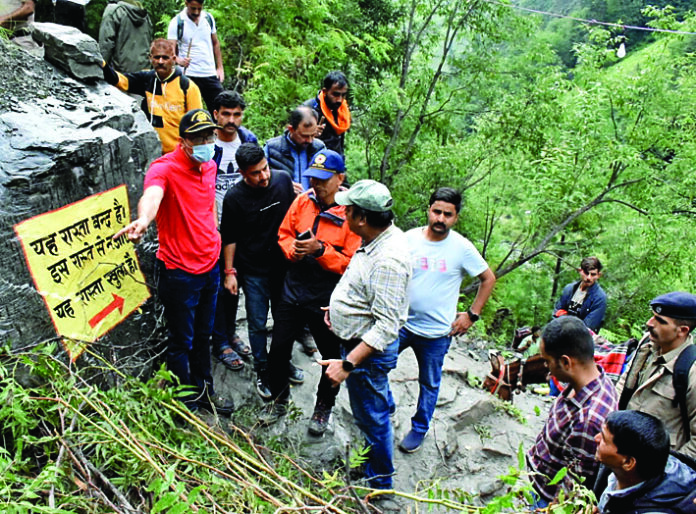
[
  {"x1": 394, "y1": 187, "x2": 496, "y2": 453},
  {"x1": 210, "y1": 90, "x2": 258, "y2": 372},
  {"x1": 167, "y1": 0, "x2": 224, "y2": 111}
]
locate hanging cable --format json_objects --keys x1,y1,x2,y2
[{"x1": 484, "y1": 0, "x2": 696, "y2": 36}]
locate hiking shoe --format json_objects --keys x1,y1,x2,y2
[
  {"x1": 398, "y1": 430, "x2": 425, "y2": 453},
  {"x1": 198, "y1": 393, "x2": 235, "y2": 417},
  {"x1": 256, "y1": 374, "x2": 272, "y2": 401},
  {"x1": 308, "y1": 407, "x2": 332, "y2": 436},
  {"x1": 258, "y1": 401, "x2": 288, "y2": 427},
  {"x1": 288, "y1": 363, "x2": 305, "y2": 385}
]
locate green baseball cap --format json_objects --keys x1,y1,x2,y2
[{"x1": 335, "y1": 179, "x2": 393, "y2": 212}]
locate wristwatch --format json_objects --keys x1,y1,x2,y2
[
  {"x1": 466, "y1": 309, "x2": 480, "y2": 323},
  {"x1": 342, "y1": 359, "x2": 355, "y2": 372}
]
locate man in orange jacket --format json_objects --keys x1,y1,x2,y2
[{"x1": 260, "y1": 149, "x2": 361, "y2": 435}]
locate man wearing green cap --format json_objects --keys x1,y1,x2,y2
[
  {"x1": 320, "y1": 179, "x2": 412, "y2": 490},
  {"x1": 616, "y1": 291, "x2": 696, "y2": 457},
  {"x1": 115, "y1": 109, "x2": 234, "y2": 416}
]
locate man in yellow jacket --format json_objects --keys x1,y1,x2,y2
[{"x1": 102, "y1": 38, "x2": 202, "y2": 154}]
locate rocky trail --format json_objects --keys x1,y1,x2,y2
[{"x1": 209, "y1": 295, "x2": 552, "y2": 511}]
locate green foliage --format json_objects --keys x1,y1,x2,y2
[{"x1": 494, "y1": 398, "x2": 528, "y2": 425}]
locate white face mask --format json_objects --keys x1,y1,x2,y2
[{"x1": 191, "y1": 143, "x2": 215, "y2": 163}]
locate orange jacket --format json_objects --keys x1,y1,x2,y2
[{"x1": 278, "y1": 190, "x2": 361, "y2": 307}]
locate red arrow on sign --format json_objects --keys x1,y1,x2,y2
[{"x1": 88, "y1": 293, "x2": 125, "y2": 328}]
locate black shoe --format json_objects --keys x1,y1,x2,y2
[
  {"x1": 288, "y1": 363, "x2": 305, "y2": 385},
  {"x1": 198, "y1": 393, "x2": 235, "y2": 416},
  {"x1": 256, "y1": 374, "x2": 272, "y2": 401},
  {"x1": 258, "y1": 401, "x2": 288, "y2": 427},
  {"x1": 308, "y1": 407, "x2": 332, "y2": 436}
]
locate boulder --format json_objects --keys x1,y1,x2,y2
[
  {"x1": 0, "y1": 36, "x2": 161, "y2": 373},
  {"x1": 32, "y1": 22, "x2": 103, "y2": 81}
]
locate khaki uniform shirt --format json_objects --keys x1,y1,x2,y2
[{"x1": 617, "y1": 334, "x2": 696, "y2": 457}]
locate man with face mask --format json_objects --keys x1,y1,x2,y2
[
  {"x1": 115, "y1": 109, "x2": 234, "y2": 416},
  {"x1": 101, "y1": 38, "x2": 203, "y2": 154},
  {"x1": 303, "y1": 71, "x2": 351, "y2": 157}
]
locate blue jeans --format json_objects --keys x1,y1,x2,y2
[
  {"x1": 392, "y1": 327, "x2": 451, "y2": 435},
  {"x1": 344, "y1": 340, "x2": 399, "y2": 489},
  {"x1": 155, "y1": 260, "x2": 219, "y2": 399},
  {"x1": 211, "y1": 255, "x2": 240, "y2": 356},
  {"x1": 238, "y1": 273, "x2": 280, "y2": 372}
]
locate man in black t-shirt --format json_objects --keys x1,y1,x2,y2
[{"x1": 220, "y1": 143, "x2": 295, "y2": 398}]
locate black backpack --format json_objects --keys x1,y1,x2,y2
[{"x1": 176, "y1": 12, "x2": 215, "y2": 43}]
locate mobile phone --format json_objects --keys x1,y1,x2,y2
[{"x1": 296, "y1": 229, "x2": 312, "y2": 240}]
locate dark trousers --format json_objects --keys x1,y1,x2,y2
[
  {"x1": 189, "y1": 75, "x2": 224, "y2": 114},
  {"x1": 155, "y1": 260, "x2": 218, "y2": 399},
  {"x1": 268, "y1": 300, "x2": 342, "y2": 406},
  {"x1": 211, "y1": 255, "x2": 240, "y2": 356}
]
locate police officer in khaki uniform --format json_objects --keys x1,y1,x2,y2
[{"x1": 616, "y1": 291, "x2": 696, "y2": 458}]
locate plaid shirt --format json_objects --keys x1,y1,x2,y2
[
  {"x1": 527, "y1": 368, "x2": 618, "y2": 501},
  {"x1": 329, "y1": 224, "x2": 411, "y2": 351}
]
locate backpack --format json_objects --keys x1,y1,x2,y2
[
  {"x1": 673, "y1": 344, "x2": 696, "y2": 438},
  {"x1": 176, "y1": 12, "x2": 214, "y2": 43}
]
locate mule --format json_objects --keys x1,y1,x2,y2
[{"x1": 483, "y1": 334, "x2": 639, "y2": 402}]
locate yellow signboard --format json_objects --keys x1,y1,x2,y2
[{"x1": 14, "y1": 185, "x2": 150, "y2": 360}]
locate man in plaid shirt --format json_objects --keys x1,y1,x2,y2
[{"x1": 527, "y1": 316, "x2": 618, "y2": 505}]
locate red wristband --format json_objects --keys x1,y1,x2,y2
[{"x1": 224, "y1": 268, "x2": 237, "y2": 276}]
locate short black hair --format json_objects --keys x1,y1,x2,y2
[
  {"x1": 672, "y1": 317, "x2": 696, "y2": 334},
  {"x1": 236, "y1": 143, "x2": 265, "y2": 173},
  {"x1": 605, "y1": 410, "x2": 670, "y2": 481},
  {"x1": 213, "y1": 91, "x2": 246, "y2": 113},
  {"x1": 322, "y1": 71, "x2": 348, "y2": 90},
  {"x1": 541, "y1": 316, "x2": 594, "y2": 363},
  {"x1": 429, "y1": 187, "x2": 462, "y2": 213},
  {"x1": 580, "y1": 256, "x2": 603, "y2": 273},
  {"x1": 349, "y1": 204, "x2": 394, "y2": 229},
  {"x1": 288, "y1": 106, "x2": 318, "y2": 129}
]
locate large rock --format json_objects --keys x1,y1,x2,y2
[
  {"x1": 0, "y1": 37, "x2": 161, "y2": 373},
  {"x1": 32, "y1": 22, "x2": 103, "y2": 81}
]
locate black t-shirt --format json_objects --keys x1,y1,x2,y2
[{"x1": 220, "y1": 170, "x2": 295, "y2": 276}]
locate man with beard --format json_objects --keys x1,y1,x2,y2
[
  {"x1": 167, "y1": 0, "x2": 224, "y2": 111},
  {"x1": 304, "y1": 71, "x2": 350, "y2": 156},
  {"x1": 554, "y1": 256, "x2": 607, "y2": 332},
  {"x1": 527, "y1": 316, "x2": 618, "y2": 507},
  {"x1": 101, "y1": 38, "x2": 203, "y2": 154},
  {"x1": 264, "y1": 106, "x2": 325, "y2": 194},
  {"x1": 209, "y1": 90, "x2": 258, "y2": 371},
  {"x1": 220, "y1": 143, "x2": 296, "y2": 399},
  {"x1": 115, "y1": 109, "x2": 234, "y2": 415},
  {"x1": 616, "y1": 291, "x2": 696, "y2": 458},
  {"x1": 392, "y1": 187, "x2": 496, "y2": 453}
]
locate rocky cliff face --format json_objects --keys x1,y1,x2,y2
[{"x1": 0, "y1": 31, "x2": 162, "y2": 376}]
